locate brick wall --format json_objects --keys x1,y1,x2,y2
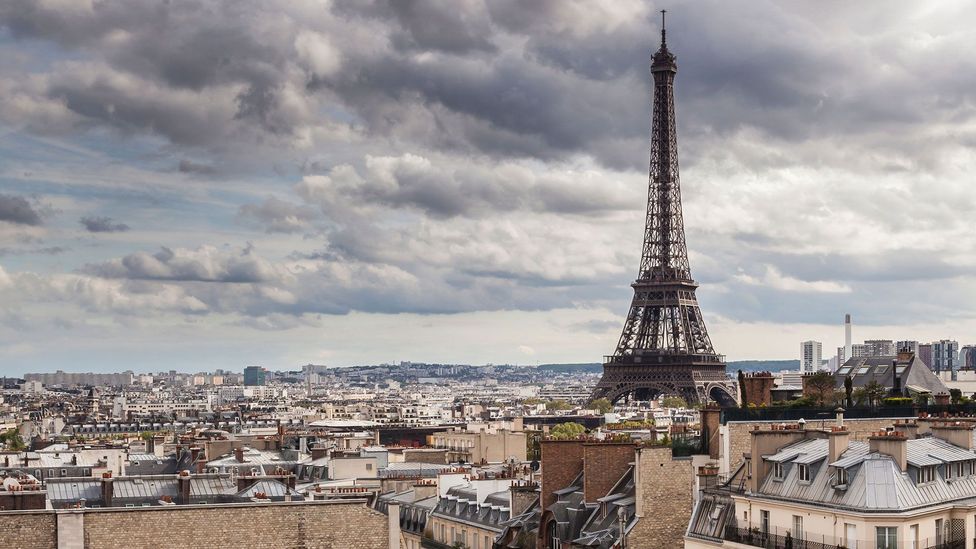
[
  {"x1": 582, "y1": 443, "x2": 636, "y2": 503},
  {"x1": 626, "y1": 446, "x2": 693, "y2": 548},
  {"x1": 726, "y1": 416, "x2": 913, "y2": 470},
  {"x1": 0, "y1": 512, "x2": 57, "y2": 549},
  {"x1": 82, "y1": 501, "x2": 387, "y2": 548},
  {"x1": 540, "y1": 440, "x2": 585, "y2": 509}
]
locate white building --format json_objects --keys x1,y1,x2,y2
[{"x1": 800, "y1": 341, "x2": 822, "y2": 373}]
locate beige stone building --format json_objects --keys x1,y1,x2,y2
[
  {"x1": 429, "y1": 426, "x2": 526, "y2": 464},
  {"x1": 687, "y1": 413, "x2": 976, "y2": 549}
]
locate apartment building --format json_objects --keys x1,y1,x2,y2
[{"x1": 686, "y1": 413, "x2": 976, "y2": 549}]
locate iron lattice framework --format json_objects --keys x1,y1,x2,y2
[{"x1": 592, "y1": 17, "x2": 735, "y2": 406}]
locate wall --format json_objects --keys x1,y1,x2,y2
[
  {"x1": 627, "y1": 446, "x2": 694, "y2": 548},
  {"x1": 539, "y1": 440, "x2": 585, "y2": 509},
  {"x1": 582, "y1": 443, "x2": 636, "y2": 503},
  {"x1": 0, "y1": 500, "x2": 388, "y2": 549},
  {"x1": 0, "y1": 511, "x2": 57, "y2": 549}
]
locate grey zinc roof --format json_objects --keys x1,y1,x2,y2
[
  {"x1": 760, "y1": 436, "x2": 976, "y2": 511},
  {"x1": 46, "y1": 478, "x2": 101, "y2": 504}
]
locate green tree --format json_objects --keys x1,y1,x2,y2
[
  {"x1": 588, "y1": 398, "x2": 613, "y2": 414},
  {"x1": 863, "y1": 381, "x2": 887, "y2": 407},
  {"x1": 844, "y1": 376, "x2": 854, "y2": 408},
  {"x1": 950, "y1": 388, "x2": 963, "y2": 405},
  {"x1": 523, "y1": 397, "x2": 544, "y2": 406},
  {"x1": 0, "y1": 429, "x2": 26, "y2": 451},
  {"x1": 545, "y1": 400, "x2": 572, "y2": 412},
  {"x1": 549, "y1": 422, "x2": 586, "y2": 440},
  {"x1": 661, "y1": 396, "x2": 688, "y2": 409},
  {"x1": 804, "y1": 371, "x2": 836, "y2": 406}
]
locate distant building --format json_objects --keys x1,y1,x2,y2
[
  {"x1": 932, "y1": 340, "x2": 960, "y2": 373},
  {"x1": 963, "y1": 346, "x2": 976, "y2": 369},
  {"x1": 897, "y1": 340, "x2": 919, "y2": 354},
  {"x1": 243, "y1": 366, "x2": 267, "y2": 386},
  {"x1": 864, "y1": 339, "x2": 896, "y2": 357},
  {"x1": 851, "y1": 343, "x2": 871, "y2": 358},
  {"x1": 799, "y1": 341, "x2": 822, "y2": 373},
  {"x1": 918, "y1": 343, "x2": 934, "y2": 368},
  {"x1": 835, "y1": 346, "x2": 846, "y2": 371},
  {"x1": 834, "y1": 352, "x2": 948, "y2": 398}
]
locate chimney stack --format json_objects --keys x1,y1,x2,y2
[
  {"x1": 930, "y1": 422, "x2": 976, "y2": 450},
  {"x1": 101, "y1": 476, "x2": 114, "y2": 507},
  {"x1": 178, "y1": 471, "x2": 191, "y2": 504},
  {"x1": 844, "y1": 314, "x2": 852, "y2": 364},
  {"x1": 235, "y1": 447, "x2": 245, "y2": 463},
  {"x1": 868, "y1": 431, "x2": 908, "y2": 472},
  {"x1": 828, "y1": 409, "x2": 849, "y2": 463}
]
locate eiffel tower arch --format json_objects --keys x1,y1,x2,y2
[{"x1": 592, "y1": 15, "x2": 737, "y2": 407}]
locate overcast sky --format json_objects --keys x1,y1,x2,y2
[{"x1": 1, "y1": 1, "x2": 974, "y2": 375}]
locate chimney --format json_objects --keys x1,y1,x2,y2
[
  {"x1": 697, "y1": 464, "x2": 720, "y2": 491},
  {"x1": 895, "y1": 420, "x2": 920, "y2": 439},
  {"x1": 178, "y1": 471, "x2": 191, "y2": 504},
  {"x1": 234, "y1": 447, "x2": 245, "y2": 463},
  {"x1": 892, "y1": 359, "x2": 901, "y2": 394},
  {"x1": 310, "y1": 445, "x2": 328, "y2": 461},
  {"x1": 868, "y1": 431, "x2": 908, "y2": 472},
  {"x1": 930, "y1": 422, "x2": 976, "y2": 450},
  {"x1": 101, "y1": 476, "x2": 114, "y2": 507}
]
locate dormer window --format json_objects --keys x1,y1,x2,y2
[
  {"x1": 798, "y1": 464, "x2": 810, "y2": 482},
  {"x1": 956, "y1": 462, "x2": 965, "y2": 478},
  {"x1": 835, "y1": 467, "x2": 848, "y2": 486},
  {"x1": 919, "y1": 466, "x2": 937, "y2": 484},
  {"x1": 773, "y1": 462, "x2": 784, "y2": 480}
]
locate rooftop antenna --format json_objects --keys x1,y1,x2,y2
[{"x1": 661, "y1": 9, "x2": 667, "y2": 46}]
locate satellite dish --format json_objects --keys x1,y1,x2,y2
[{"x1": 530, "y1": 460, "x2": 540, "y2": 472}]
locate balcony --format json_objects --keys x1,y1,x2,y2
[{"x1": 722, "y1": 526, "x2": 965, "y2": 549}]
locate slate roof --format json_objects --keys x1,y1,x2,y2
[{"x1": 834, "y1": 355, "x2": 947, "y2": 394}]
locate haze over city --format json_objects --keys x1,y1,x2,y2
[{"x1": 1, "y1": 1, "x2": 974, "y2": 375}]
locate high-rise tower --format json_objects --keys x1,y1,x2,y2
[{"x1": 591, "y1": 14, "x2": 734, "y2": 406}]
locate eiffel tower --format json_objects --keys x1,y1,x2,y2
[{"x1": 591, "y1": 13, "x2": 736, "y2": 406}]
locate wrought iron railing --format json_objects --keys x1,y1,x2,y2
[{"x1": 724, "y1": 525, "x2": 964, "y2": 549}]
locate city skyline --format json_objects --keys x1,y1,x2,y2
[{"x1": 2, "y1": 1, "x2": 975, "y2": 374}]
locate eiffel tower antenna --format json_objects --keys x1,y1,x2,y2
[
  {"x1": 661, "y1": 9, "x2": 667, "y2": 46},
  {"x1": 591, "y1": 15, "x2": 736, "y2": 406}
]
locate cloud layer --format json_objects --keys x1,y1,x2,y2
[{"x1": 1, "y1": 1, "x2": 975, "y2": 372}]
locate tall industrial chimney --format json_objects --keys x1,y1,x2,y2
[{"x1": 844, "y1": 314, "x2": 852, "y2": 363}]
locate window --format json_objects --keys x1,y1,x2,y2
[
  {"x1": 60, "y1": 469, "x2": 67, "y2": 477},
  {"x1": 908, "y1": 524, "x2": 918, "y2": 549},
  {"x1": 773, "y1": 462, "x2": 784, "y2": 480},
  {"x1": 919, "y1": 466, "x2": 936, "y2": 483},
  {"x1": 946, "y1": 464, "x2": 953, "y2": 480},
  {"x1": 845, "y1": 523, "x2": 858, "y2": 549},
  {"x1": 935, "y1": 519, "x2": 944, "y2": 545},
  {"x1": 836, "y1": 467, "x2": 848, "y2": 486},
  {"x1": 798, "y1": 464, "x2": 810, "y2": 482},
  {"x1": 365, "y1": 463, "x2": 372, "y2": 471},
  {"x1": 792, "y1": 515, "x2": 803, "y2": 539},
  {"x1": 956, "y1": 462, "x2": 965, "y2": 478},
  {"x1": 760, "y1": 510, "x2": 770, "y2": 534},
  {"x1": 876, "y1": 526, "x2": 897, "y2": 549}
]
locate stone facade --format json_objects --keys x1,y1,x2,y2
[
  {"x1": 740, "y1": 374, "x2": 775, "y2": 406},
  {"x1": 83, "y1": 501, "x2": 387, "y2": 548},
  {"x1": 0, "y1": 512, "x2": 57, "y2": 549},
  {"x1": 0, "y1": 501, "x2": 388, "y2": 549},
  {"x1": 627, "y1": 446, "x2": 694, "y2": 548}
]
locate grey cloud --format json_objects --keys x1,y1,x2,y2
[
  {"x1": 0, "y1": 194, "x2": 43, "y2": 225},
  {"x1": 178, "y1": 159, "x2": 217, "y2": 175},
  {"x1": 80, "y1": 216, "x2": 130, "y2": 233},
  {"x1": 238, "y1": 197, "x2": 318, "y2": 234},
  {"x1": 82, "y1": 245, "x2": 282, "y2": 284}
]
